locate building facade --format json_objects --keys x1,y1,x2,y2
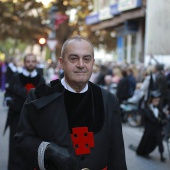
[{"x1": 86, "y1": 0, "x2": 146, "y2": 64}]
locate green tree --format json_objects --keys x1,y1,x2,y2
[
  {"x1": 0, "y1": 0, "x2": 50, "y2": 55},
  {"x1": 51, "y1": 0, "x2": 116, "y2": 57},
  {"x1": 0, "y1": 0, "x2": 116, "y2": 58}
]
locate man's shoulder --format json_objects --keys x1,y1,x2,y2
[
  {"x1": 9, "y1": 73, "x2": 21, "y2": 82},
  {"x1": 33, "y1": 79, "x2": 64, "y2": 98},
  {"x1": 26, "y1": 80, "x2": 64, "y2": 109}
]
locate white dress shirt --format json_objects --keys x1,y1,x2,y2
[
  {"x1": 22, "y1": 69, "x2": 38, "y2": 77},
  {"x1": 61, "y1": 78, "x2": 88, "y2": 93}
]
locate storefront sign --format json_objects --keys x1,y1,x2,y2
[
  {"x1": 86, "y1": 0, "x2": 142, "y2": 25},
  {"x1": 99, "y1": 7, "x2": 112, "y2": 21},
  {"x1": 85, "y1": 12, "x2": 99, "y2": 25},
  {"x1": 117, "y1": 36, "x2": 124, "y2": 62},
  {"x1": 118, "y1": 0, "x2": 142, "y2": 12},
  {"x1": 110, "y1": 3, "x2": 121, "y2": 16}
]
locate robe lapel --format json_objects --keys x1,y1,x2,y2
[{"x1": 31, "y1": 91, "x2": 63, "y2": 110}]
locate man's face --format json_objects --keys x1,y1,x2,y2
[
  {"x1": 24, "y1": 55, "x2": 37, "y2": 72},
  {"x1": 59, "y1": 39, "x2": 94, "y2": 88},
  {"x1": 152, "y1": 97, "x2": 160, "y2": 106}
]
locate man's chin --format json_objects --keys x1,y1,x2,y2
[
  {"x1": 27, "y1": 69, "x2": 35, "y2": 72},
  {"x1": 75, "y1": 77, "x2": 89, "y2": 83}
]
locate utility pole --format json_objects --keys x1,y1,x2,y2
[{"x1": 48, "y1": 5, "x2": 58, "y2": 62}]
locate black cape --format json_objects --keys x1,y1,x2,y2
[{"x1": 15, "y1": 79, "x2": 127, "y2": 170}]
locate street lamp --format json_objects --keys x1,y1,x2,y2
[
  {"x1": 49, "y1": 5, "x2": 58, "y2": 37},
  {"x1": 39, "y1": 38, "x2": 46, "y2": 45},
  {"x1": 48, "y1": 5, "x2": 58, "y2": 62},
  {"x1": 38, "y1": 37, "x2": 46, "y2": 52},
  {"x1": 38, "y1": 37, "x2": 46, "y2": 64}
]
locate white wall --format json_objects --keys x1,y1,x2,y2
[{"x1": 145, "y1": 0, "x2": 170, "y2": 55}]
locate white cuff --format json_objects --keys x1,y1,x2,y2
[
  {"x1": 38, "y1": 141, "x2": 50, "y2": 170},
  {"x1": 3, "y1": 97, "x2": 12, "y2": 107}
]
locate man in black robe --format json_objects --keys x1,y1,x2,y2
[
  {"x1": 136, "y1": 90, "x2": 167, "y2": 162},
  {"x1": 4, "y1": 53, "x2": 45, "y2": 170},
  {"x1": 129, "y1": 90, "x2": 167, "y2": 162},
  {"x1": 15, "y1": 36, "x2": 127, "y2": 170},
  {"x1": 5, "y1": 58, "x2": 18, "y2": 89}
]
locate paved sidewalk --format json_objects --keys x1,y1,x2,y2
[
  {"x1": 0, "y1": 91, "x2": 8, "y2": 170},
  {"x1": 123, "y1": 124, "x2": 170, "y2": 170}
]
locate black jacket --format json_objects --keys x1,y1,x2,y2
[
  {"x1": 4, "y1": 73, "x2": 45, "y2": 133},
  {"x1": 15, "y1": 79, "x2": 127, "y2": 170},
  {"x1": 136, "y1": 105, "x2": 167, "y2": 155}
]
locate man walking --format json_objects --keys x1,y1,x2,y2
[{"x1": 4, "y1": 53, "x2": 45, "y2": 170}]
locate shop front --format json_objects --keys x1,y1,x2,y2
[{"x1": 86, "y1": 0, "x2": 146, "y2": 64}]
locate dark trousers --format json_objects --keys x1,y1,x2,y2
[{"x1": 8, "y1": 114, "x2": 21, "y2": 170}]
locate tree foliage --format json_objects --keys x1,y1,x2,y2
[
  {"x1": 0, "y1": 0, "x2": 116, "y2": 57},
  {"x1": 0, "y1": 0, "x2": 50, "y2": 42},
  {"x1": 53, "y1": 0, "x2": 116, "y2": 57}
]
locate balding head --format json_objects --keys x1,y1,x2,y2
[{"x1": 61, "y1": 35, "x2": 94, "y2": 58}]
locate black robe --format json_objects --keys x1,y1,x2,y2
[
  {"x1": 15, "y1": 79, "x2": 127, "y2": 170},
  {"x1": 116, "y1": 76, "x2": 130, "y2": 104},
  {"x1": 5, "y1": 63, "x2": 18, "y2": 87},
  {"x1": 4, "y1": 72, "x2": 45, "y2": 170},
  {"x1": 136, "y1": 105, "x2": 167, "y2": 155}
]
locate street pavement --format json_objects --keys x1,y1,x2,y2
[
  {"x1": 0, "y1": 91, "x2": 9, "y2": 170},
  {"x1": 123, "y1": 124, "x2": 170, "y2": 170},
  {"x1": 0, "y1": 91, "x2": 170, "y2": 170}
]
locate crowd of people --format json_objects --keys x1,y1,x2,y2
[
  {"x1": 1, "y1": 35, "x2": 170, "y2": 169},
  {"x1": 90, "y1": 60, "x2": 170, "y2": 162}
]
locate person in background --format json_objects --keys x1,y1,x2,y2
[
  {"x1": 127, "y1": 68, "x2": 136, "y2": 98},
  {"x1": 129, "y1": 90, "x2": 167, "y2": 162},
  {"x1": 112, "y1": 67, "x2": 122, "y2": 84},
  {"x1": 89, "y1": 63, "x2": 100, "y2": 83},
  {"x1": 36, "y1": 60, "x2": 45, "y2": 76},
  {"x1": 5, "y1": 57, "x2": 18, "y2": 89},
  {"x1": 151, "y1": 64, "x2": 168, "y2": 108},
  {"x1": 103, "y1": 75, "x2": 117, "y2": 94},
  {"x1": 0, "y1": 61, "x2": 6, "y2": 91},
  {"x1": 4, "y1": 53, "x2": 45, "y2": 170},
  {"x1": 95, "y1": 64, "x2": 110, "y2": 87},
  {"x1": 45, "y1": 61, "x2": 57, "y2": 83},
  {"x1": 15, "y1": 36, "x2": 127, "y2": 170},
  {"x1": 116, "y1": 68, "x2": 131, "y2": 104}
]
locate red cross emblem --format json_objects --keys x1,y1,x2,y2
[
  {"x1": 25, "y1": 83, "x2": 35, "y2": 93},
  {"x1": 70, "y1": 127, "x2": 94, "y2": 155}
]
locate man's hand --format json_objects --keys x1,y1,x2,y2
[
  {"x1": 44, "y1": 142, "x2": 78, "y2": 170},
  {"x1": 6, "y1": 99, "x2": 13, "y2": 107}
]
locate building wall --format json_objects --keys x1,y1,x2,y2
[
  {"x1": 86, "y1": 0, "x2": 145, "y2": 64},
  {"x1": 145, "y1": 0, "x2": 170, "y2": 55}
]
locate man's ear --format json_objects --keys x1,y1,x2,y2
[
  {"x1": 93, "y1": 59, "x2": 95, "y2": 65},
  {"x1": 59, "y1": 57, "x2": 63, "y2": 70}
]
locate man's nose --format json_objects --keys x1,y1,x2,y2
[{"x1": 77, "y1": 59, "x2": 84, "y2": 67}]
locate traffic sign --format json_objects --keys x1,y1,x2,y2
[{"x1": 47, "y1": 39, "x2": 58, "y2": 51}]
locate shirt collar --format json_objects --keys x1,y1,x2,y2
[
  {"x1": 149, "y1": 104, "x2": 159, "y2": 118},
  {"x1": 8, "y1": 63, "x2": 17, "y2": 72},
  {"x1": 61, "y1": 78, "x2": 88, "y2": 93},
  {"x1": 22, "y1": 69, "x2": 38, "y2": 77}
]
